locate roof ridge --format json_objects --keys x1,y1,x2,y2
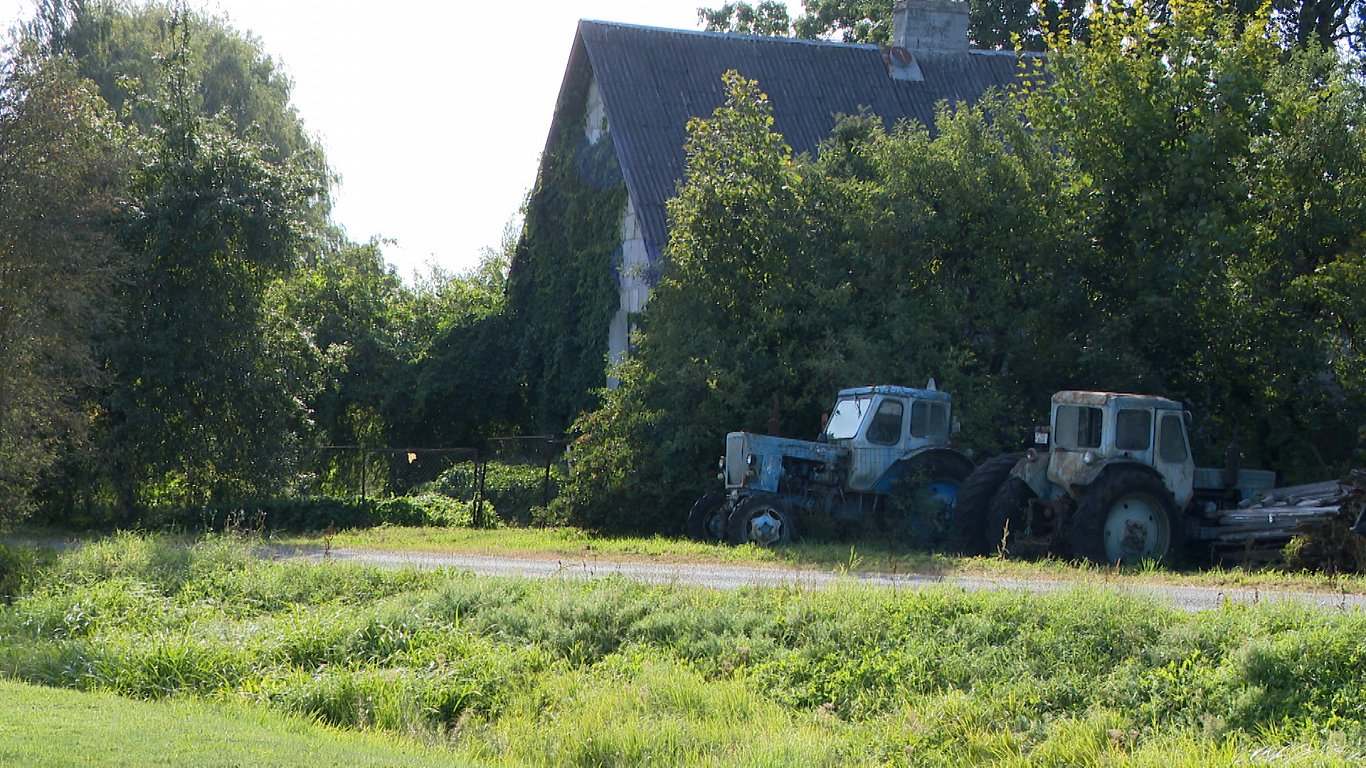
[
  {"x1": 576, "y1": 19, "x2": 1025, "y2": 57},
  {"x1": 577, "y1": 19, "x2": 881, "y2": 50}
]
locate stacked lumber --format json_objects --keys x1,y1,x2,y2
[
  {"x1": 1262, "y1": 471, "x2": 1366, "y2": 572},
  {"x1": 1205, "y1": 472, "x2": 1366, "y2": 569}
]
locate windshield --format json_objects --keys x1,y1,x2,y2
[{"x1": 824, "y1": 396, "x2": 868, "y2": 440}]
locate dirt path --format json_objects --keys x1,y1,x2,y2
[{"x1": 271, "y1": 544, "x2": 1366, "y2": 613}]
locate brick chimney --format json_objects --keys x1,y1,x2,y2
[
  {"x1": 885, "y1": 0, "x2": 970, "y2": 81},
  {"x1": 892, "y1": 0, "x2": 971, "y2": 56}
]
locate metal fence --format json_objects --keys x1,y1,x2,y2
[{"x1": 300, "y1": 437, "x2": 569, "y2": 527}]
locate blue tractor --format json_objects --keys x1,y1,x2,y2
[{"x1": 689, "y1": 383, "x2": 975, "y2": 546}]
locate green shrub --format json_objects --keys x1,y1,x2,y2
[
  {"x1": 149, "y1": 495, "x2": 478, "y2": 534},
  {"x1": 427, "y1": 461, "x2": 562, "y2": 524},
  {"x1": 0, "y1": 542, "x2": 37, "y2": 603}
]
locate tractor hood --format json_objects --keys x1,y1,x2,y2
[{"x1": 724, "y1": 432, "x2": 847, "y2": 493}]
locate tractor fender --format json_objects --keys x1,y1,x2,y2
[
  {"x1": 873, "y1": 448, "x2": 975, "y2": 495},
  {"x1": 1066, "y1": 459, "x2": 1168, "y2": 501}
]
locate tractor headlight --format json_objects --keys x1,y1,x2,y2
[
  {"x1": 1082, "y1": 450, "x2": 1096, "y2": 465},
  {"x1": 1026, "y1": 448, "x2": 1038, "y2": 462},
  {"x1": 746, "y1": 453, "x2": 757, "y2": 468}
]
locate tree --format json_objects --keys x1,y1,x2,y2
[
  {"x1": 702, "y1": 0, "x2": 1089, "y2": 49},
  {"x1": 701, "y1": 0, "x2": 1363, "y2": 53},
  {"x1": 270, "y1": 234, "x2": 409, "y2": 451},
  {"x1": 23, "y1": 0, "x2": 322, "y2": 168},
  {"x1": 0, "y1": 49, "x2": 131, "y2": 523},
  {"x1": 392, "y1": 244, "x2": 523, "y2": 450},
  {"x1": 99, "y1": 14, "x2": 322, "y2": 514},
  {"x1": 699, "y1": 1, "x2": 795, "y2": 35},
  {"x1": 1018, "y1": 0, "x2": 1366, "y2": 476}
]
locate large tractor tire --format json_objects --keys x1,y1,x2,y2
[
  {"x1": 951, "y1": 453, "x2": 1023, "y2": 555},
  {"x1": 1069, "y1": 468, "x2": 1181, "y2": 566},
  {"x1": 888, "y1": 453, "x2": 975, "y2": 548},
  {"x1": 727, "y1": 495, "x2": 796, "y2": 547},
  {"x1": 686, "y1": 492, "x2": 730, "y2": 543},
  {"x1": 986, "y1": 476, "x2": 1038, "y2": 558}
]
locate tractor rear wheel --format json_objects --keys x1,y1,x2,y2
[
  {"x1": 951, "y1": 453, "x2": 1022, "y2": 555},
  {"x1": 686, "y1": 492, "x2": 730, "y2": 543},
  {"x1": 888, "y1": 453, "x2": 974, "y2": 548},
  {"x1": 986, "y1": 476, "x2": 1037, "y2": 557},
  {"x1": 727, "y1": 495, "x2": 795, "y2": 547},
  {"x1": 1069, "y1": 468, "x2": 1180, "y2": 566}
]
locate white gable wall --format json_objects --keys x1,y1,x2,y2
[{"x1": 607, "y1": 195, "x2": 651, "y2": 387}]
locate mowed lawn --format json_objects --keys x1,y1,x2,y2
[{"x1": 0, "y1": 679, "x2": 450, "y2": 767}]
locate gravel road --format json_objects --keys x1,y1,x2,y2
[{"x1": 272, "y1": 545, "x2": 1366, "y2": 613}]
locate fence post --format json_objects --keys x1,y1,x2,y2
[
  {"x1": 542, "y1": 440, "x2": 553, "y2": 509},
  {"x1": 474, "y1": 453, "x2": 488, "y2": 528}
]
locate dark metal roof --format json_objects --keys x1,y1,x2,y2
[{"x1": 569, "y1": 20, "x2": 1024, "y2": 262}]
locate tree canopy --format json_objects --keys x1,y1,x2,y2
[{"x1": 701, "y1": 0, "x2": 1366, "y2": 53}]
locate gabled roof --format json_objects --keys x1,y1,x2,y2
[{"x1": 565, "y1": 20, "x2": 1024, "y2": 262}]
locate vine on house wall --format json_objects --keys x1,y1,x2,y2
[{"x1": 508, "y1": 57, "x2": 627, "y2": 434}]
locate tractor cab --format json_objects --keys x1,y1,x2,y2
[
  {"x1": 823, "y1": 384, "x2": 954, "y2": 491},
  {"x1": 1026, "y1": 391, "x2": 1195, "y2": 508}
]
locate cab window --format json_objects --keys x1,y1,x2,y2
[
  {"x1": 824, "y1": 397, "x2": 867, "y2": 440},
  {"x1": 866, "y1": 400, "x2": 904, "y2": 445},
  {"x1": 1055, "y1": 405, "x2": 1103, "y2": 450},
  {"x1": 1159, "y1": 413, "x2": 1188, "y2": 463},
  {"x1": 911, "y1": 400, "x2": 949, "y2": 440},
  {"x1": 1115, "y1": 409, "x2": 1152, "y2": 451}
]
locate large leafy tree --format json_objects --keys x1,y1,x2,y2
[
  {"x1": 1018, "y1": 0, "x2": 1366, "y2": 475},
  {"x1": 24, "y1": 0, "x2": 321, "y2": 168},
  {"x1": 99, "y1": 15, "x2": 322, "y2": 514},
  {"x1": 390, "y1": 243, "x2": 523, "y2": 450},
  {"x1": 0, "y1": 49, "x2": 132, "y2": 523},
  {"x1": 270, "y1": 235, "x2": 409, "y2": 451}
]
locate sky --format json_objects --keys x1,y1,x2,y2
[{"x1": 0, "y1": 0, "x2": 793, "y2": 280}]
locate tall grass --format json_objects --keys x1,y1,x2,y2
[{"x1": 1, "y1": 533, "x2": 1364, "y2": 765}]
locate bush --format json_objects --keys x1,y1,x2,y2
[
  {"x1": 427, "y1": 461, "x2": 563, "y2": 524},
  {"x1": 0, "y1": 542, "x2": 37, "y2": 603},
  {"x1": 150, "y1": 495, "x2": 478, "y2": 534}
]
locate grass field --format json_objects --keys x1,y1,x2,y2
[
  {"x1": 2, "y1": 532, "x2": 1365, "y2": 765},
  {"x1": 0, "y1": 678, "x2": 450, "y2": 766}
]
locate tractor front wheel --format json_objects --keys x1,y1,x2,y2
[{"x1": 727, "y1": 495, "x2": 795, "y2": 547}]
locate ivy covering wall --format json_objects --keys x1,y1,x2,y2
[{"x1": 507, "y1": 53, "x2": 628, "y2": 434}]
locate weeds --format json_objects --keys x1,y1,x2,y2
[{"x1": 1, "y1": 533, "x2": 1365, "y2": 765}]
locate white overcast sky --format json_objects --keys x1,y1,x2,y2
[{"x1": 1, "y1": 0, "x2": 795, "y2": 279}]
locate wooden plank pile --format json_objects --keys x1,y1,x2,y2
[{"x1": 1228, "y1": 470, "x2": 1366, "y2": 572}]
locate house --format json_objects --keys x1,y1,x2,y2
[{"x1": 509, "y1": 0, "x2": 1024, "y2": 429}]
